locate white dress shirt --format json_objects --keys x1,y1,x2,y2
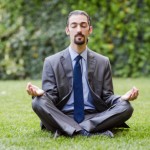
[{"x1": 62, "y1": 46, "x2": 95, "y2": 112}]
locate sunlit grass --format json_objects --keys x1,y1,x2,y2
[{"x1": 0, "y1": 78, "x2": 150, "y2": 150}]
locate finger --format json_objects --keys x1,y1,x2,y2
[
  {"x1": 30, "y1": 84, "x2": 39, "y2": 90},
  {"x1": 133, "y1": 86, "x2": 139, "y2": 94},
  {"x1": 133, "y1": 91, "x2": 139, "y2": 98},
  {"x1": 129, "y1": 93, "x2": 138, "y2": 100},
  {"x1": 33, "y1": 89, "x2": 38, "y2": 96},
  {"x1": 30, "y1": 87, "x2": 37, "y2": 96},
  {"x1": 127, "y1": 90, "x2": 133, "y2": 99},
  {"x1": 128, "y1": 94, "x2": 136, "y2": 101},
  {"x1": 133, "y1": 86, "x2": 138, "y2": 90},
  {"x1": 26, "y1": 83, "x2": 32, "y2": 95},
  {"x1": 132, "y1": 88, "x2": 139, "y2": 98},
  {"x1": 27, "y1": 87, "x2": 34, "y2": 96},
  {"x1": 36, "y1": 89, "x2": 44, "y2": 95},
  {"x1": 131, "y1": 96, "x2": 137, "y2": 100},
  {"x1": 27, "y1": 90, "x2": 31, "y2": 95},
  {"x1": 32, "y1": 87, "x2": 42, "y2": 96},
  {"x1": 26, "y1": 82, "x2": 32, "y2": 91},
  {"x1": 29, "y1": 86, "x2": 35, "y2": 96},
  {"x1": 129, "y1": 87, "x2": 136, "y2": 96}
]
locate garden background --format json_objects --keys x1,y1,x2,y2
[{"x1": 0, "y1": 0, "x2": 149, "y2": 79}]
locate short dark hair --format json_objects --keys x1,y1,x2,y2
[{"x1": 66, "y1": 10, "x2": 91, "y2": 26}]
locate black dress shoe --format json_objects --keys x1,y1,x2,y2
[
  {"x1": 79, "y1": 129, "x2": 91, "y2": 137},
  {"x1": 97, "y1": 130, "x2": 114, "y2": 138},
  {"x1": 79, "y1": 129, "x2": 114, "y2": 138},
  {"x1": 40, "y1": 122, "x2": 46, "y2": 130},
  {"x1": 53, "y1": 130, "x2": 62, "y2": 139}
]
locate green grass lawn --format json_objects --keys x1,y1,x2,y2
[{"x1": 0, "y1": 78, "x2": 150, "y2": 150}]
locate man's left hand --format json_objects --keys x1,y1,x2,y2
[{"x1": 121, "y1": 86, "x2": 139, "y2": 101}]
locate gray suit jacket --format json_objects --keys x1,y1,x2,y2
[{"x1": 42, "y1": 47, "x2": 121, "y2": 112}]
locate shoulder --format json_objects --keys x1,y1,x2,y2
[
  {"x1": 88, "y1": 48, "x2": 109, "y2": 62},
  {"x1": 44, "y1": 48, "x2": 69, "y2": 63}
]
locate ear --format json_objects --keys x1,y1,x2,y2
[
  {"x1": 65, "y1": 27, "x2": 70, "y2": 35},
  {"x1": 89, "y1": 26, "x2": 93, "y2": 35}
]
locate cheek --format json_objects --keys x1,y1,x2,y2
[
  {"x1": 69, "y1": 31, "x2": 76, "y2": 37},
  {"x1": 84, "y1": 31, "x2": 90, "y2": 36}
]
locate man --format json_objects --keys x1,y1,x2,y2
[{"x1": 26, "y1": 10, "x2": 139, "y2": 138}]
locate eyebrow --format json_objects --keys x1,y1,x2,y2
[{"x1": 70, "y1": 22, "x2": 88, "y2": 25}]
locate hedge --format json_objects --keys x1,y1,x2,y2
[{"x1": 0, "y1": 0, "x2": 149, "y2": 79}]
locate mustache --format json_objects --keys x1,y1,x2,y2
[{"x1": 75, "y1": 33, "x2": 85, "y2": 38}]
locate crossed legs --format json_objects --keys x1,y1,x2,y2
[
  {"x1": 79, "y1": 100, "x2": 133, "y2": 132},
  {"x1": 32, "y1": 95, "x2": 133, "y2": 136}
]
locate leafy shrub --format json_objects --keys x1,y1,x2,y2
[{"x1": 0, "y1": 0, "x2": 149, "y2": 79}]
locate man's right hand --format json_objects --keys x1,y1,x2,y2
[{"x1": 26, "y1": 82, "x2": 44, "y2": 97}]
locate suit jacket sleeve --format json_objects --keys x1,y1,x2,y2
[
  {"x1": 42, "y1": 57, "x2": 59, "y2": 104},
  {"x1": 102, "y1": 58, "x2": 121, "y2": 106}
]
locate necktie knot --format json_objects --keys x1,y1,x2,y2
[{"x1": 75, "y1": 55, "x2": 82, "y2": 63}]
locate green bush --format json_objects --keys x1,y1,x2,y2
[{"x1": 0, "y1": 0, "x2": 149, "y2": 79}]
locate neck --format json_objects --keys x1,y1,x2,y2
[{"x1": 70, "y1": 43, "x2": 86, "y2": 54}]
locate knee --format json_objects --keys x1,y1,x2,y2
[
  {"x1": 32, "y1": 96, "x2": 45, "y2": 112},
  {"x1": 119, "y1": 100, "x2": 134, "y2": 119}
]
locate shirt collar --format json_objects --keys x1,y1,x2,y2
[{"x1": 69, "y1": 46, "x2": 87, "y2": 61}]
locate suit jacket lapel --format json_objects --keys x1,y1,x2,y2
[
  {"x1": 60, "y1": 48, "x2": 73, "y2": 89},
  {"x1": 87, "y1": 49, "x2": 96, "y2": 86},
  {"x1": 60, "y1": 48, "x2": 96, "y2": 89}
]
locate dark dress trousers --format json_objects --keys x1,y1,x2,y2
[{"x1": 32, "y1": 47, "x2": 133, "y2": 136}]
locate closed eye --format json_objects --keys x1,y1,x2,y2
[
  {"x1": 71, "y1": 23, "x2": 77, "y2": 28},
  {"x1": 70, "y1": 22, "x2": 88, "y2": 28}
]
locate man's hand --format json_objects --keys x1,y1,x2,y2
[
  {"x1": 26, "y1": 82, "x2": 44, "y2": 97},
  {"x1": 121, "y1": 86, "x2": 139, "y2": 101}
]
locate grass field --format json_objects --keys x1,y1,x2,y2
[{"x1": 0, "y1": 78, "x2": 150, "y2": 150}]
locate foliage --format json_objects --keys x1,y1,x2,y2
[
  {"x1": 0, "y1": 79, "x2": 150, "y2": 150},
  {"x1": 0, "y1": 0, "x2": 150, "y2": 79}
]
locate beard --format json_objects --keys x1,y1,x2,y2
[{"x1": 74, "y1": 33, "x2": 85, "y2": 45}]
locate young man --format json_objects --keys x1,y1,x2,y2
[{"x1": 26, "y1": 10, "x2": 139, "y2": 138}]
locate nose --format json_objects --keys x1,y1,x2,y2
[{"x1": 77, "y1": 25, "x2": 81, "y2": 32}]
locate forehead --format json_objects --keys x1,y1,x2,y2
[{"x1": 68, "y1": 15, "x2": 88, "y2": 24}]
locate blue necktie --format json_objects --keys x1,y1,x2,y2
[{"x1": 73, "y1": 55, "x2": 84, "y2": 123}]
